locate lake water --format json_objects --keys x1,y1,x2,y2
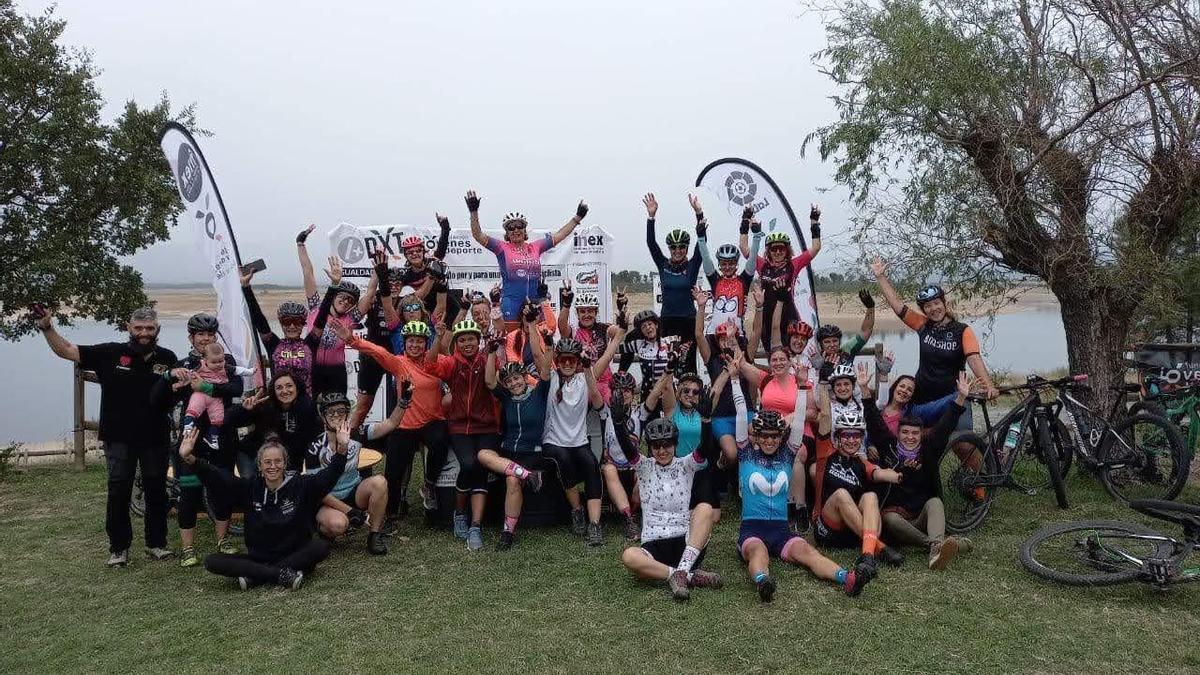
[{"x1": 0, "y1": 310, "x2": 1067, "y2": 444}]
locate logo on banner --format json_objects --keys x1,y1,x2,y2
[
  {"x1": 725, "y1": 170, "x2": 757, "y2": 206},
  {"x1": 176, "y1": 144, "x2": 204, "y2": 203},
  {"x1": 575, "y1": 270, "x2": 599, "y2": 284},
  {"x1": 338, "y1": 236, "x2": 367, "y2": 264}
]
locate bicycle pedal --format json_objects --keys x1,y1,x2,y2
[{"x1": 1005, "y1": 479, "x2": 1037, "y2": 497}]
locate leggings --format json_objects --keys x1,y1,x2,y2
[
  {"x1": 204, "y1": 539, "x2": 329, "y2": 585},
  {"x1": 385, "y1": 420, "x2": 450, "y2": 515},
  {"x1": 660, "y1": 316, "x2": 698, "y2": 374},
  {"x1": 449, "y1": 433, "x2": 499, "y2": 494},
  {"x1": 882, "y1": 498, "x2": 946, "y2": 547},
  {"x1": 542, "y1": 443, "x2": 602, "y2": 500}
]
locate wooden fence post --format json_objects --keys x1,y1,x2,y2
[{"x1": 73, "y1": 363, "x2": 86, "y2": 469}]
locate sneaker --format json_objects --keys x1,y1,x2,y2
[
  {"x1": 623, "y1": 517, "x2": 640, "y2": 541},
  {"x1": 145, "y1": 547, "x2": 175, "y2": 561},
  {"x1": 668, "y1": 570, "x2": 691, "y2": 601},
  {"x1": 843, "y1": 567, "x2": 871, "y2": 597},
  {"x1": 756, "y1": 574, "x2": 777, "y2": 603},
  {"x1": 570, "y1": 509, "x2": 587, "y2": 537},
  {"x1": 367, "y1": 531, "x2": 388, "y2": 556},
  {"x1": 526, "y1": 470, "x2": 544, "y2": 493},
  {"x1": 688, "y1": 570, "x2": 723, "y2": 590},
  {"x1": 854, "y1": 554, "x2": 879, "y2": 584},
  {"x1": 347, "y1": 508, "x2": 368, "y2": 531},
  {"x1": 107, "y1": 549, "x2": 129, "y2": 568},
  {"x1": 237, "y1": 576, "x2": 252, "y2": 591},
  {"x1": 585, "y1": 522, "x2": 604, "y2": 547},
  {"x1": 420, "y1": 484, "x2": 438, "y2": 511},
  {"x1": 205, "y1": 431, "x2": 220, "y2": 450},
  {"x1": 879, "y1": 545, "x2": 905, "y2": 567},
  {"x1": 929, "y1": 537, "x2": 960, "y2": 571},
  {"x1": 452, "y1": 511, "x2": 469, "y2": 539},
  {"x1": 956, "y1": 536, "x2": 974, "y2": 554},
  {"x1": 217, "y1": 538, "x2": 238, "y2": 555},
  {"x1": 277, "y1": 567, "x2": 303, "y2": 590},
  {"x1": 381, "y1": 515, "x2": 400, "y2": 536},
  {"x1": 180, "y1": 547, "x2": 200, "y2": 568},
  {"x1": 496, "y1": 531, "x2": 515, "y2": 551},
  {"x1": 466, "y1": 526, "x2": 484, "y2": 552}
]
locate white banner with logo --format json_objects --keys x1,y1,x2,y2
[
  {"x1": 327, "y1": 223, "x2": 616, "y2": 400},
  {"x1": 694, "y1": 158, "x2": 820, "y2": 338},
  {"x1": 159, "y1": 123, "x2": 260, "y2": 384}
]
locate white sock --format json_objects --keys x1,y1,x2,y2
[{"x1": 677, "y1": 545, "x2": 701, "y2": 574}]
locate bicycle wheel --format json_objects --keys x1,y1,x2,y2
[
  {"x1": 1039, "y1": 416, "x2": 1069, "y2": 509},
  {"x1": 1018, "y1": 519, "x2": 1174, "y2": 586},
  {"x1": 939, "y1": 432, "x2": 998, "y2": 533},
  {"x1": 1100, "y1": 412, "x2": 1188, "y2": 503}
]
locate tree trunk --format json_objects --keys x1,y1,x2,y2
[{"x1": 1056, "y1": 289, "x2": 1131, "y2": 415}]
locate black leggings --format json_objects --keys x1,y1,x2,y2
[
  {"x1": 203, "y1": 539, "x2": 329, "y2": 585},
  {"x1": 542, "y1": 443, "x2": 602, "y2": 501},
  {"x1": 660, "y1": 315, "x2": 698, "y2": 374},
  {"x1": 449, "y1": 433, "x2": 499, "y2": 494},
  {"x1": 385, "y1": 421, "x2": 451, "y2": 515},
  {"x1": 176, "y1": 450, "x2": 232, "y2": 530}
]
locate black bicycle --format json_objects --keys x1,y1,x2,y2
[
  {"x1": 940, "y1": 374, "x2": 1187, "y2": 533},
  {"x1": 1019, "y1": 499, "x2": 1200, "y2": 588}
]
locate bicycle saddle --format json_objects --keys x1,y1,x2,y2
[{"x1": 1131, "y1": 499, "x2": 1200, "y2": 533}]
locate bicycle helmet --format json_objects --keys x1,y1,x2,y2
[
  {"x1": 501, "y1": 212, "x2": 528, "y2": 227},
  {"x1": 575, "y1": 293, "x2": 600, "y2": 308},
  {"x1": 644, "y1": 418, "x2": 679, "y2": 444},
  {"x1": 677, "y1": 373, "x2": 703, "y2": 389},
  {"x1": 665, "y1": 229, "x2": 690, "y2": 247},
  {"x1": 333, "y1": 281, "x2": 361, "y2": 303},
  {"x1": 401, "y1": 235, "x2": 424, "y2": 251},
  {"x1": 316, "y1": 392, "x2": 351, "y2": 416},
  {"x1": 751, "y1": 410, "x2": 788, "y2": 435},
  {"x1": 277, "y1": 301, "x2": 307, "y2": 320},
  {"x1": 187, "y1": 313, "x2": 219, "y2": 334},
  {"x1": 715, "y1": 244, "x2": 740, "y2": 261},
  {"x1": 916, "y1": 285, "x2": 946, "y2": 305},
  {"x1": 833, "y1": 409, "x2": 867, "y2": 435},
  {"x1": 817, "y1": 324, "x2": 843, "y2": 342},
  {"x1": 829, "y1": 364, "x2": 856, "y2": 384},
  {"x1": 765, "y1": 232, "x2": 790, "y2": 247},
  {"x1": 554, "y1": 338, "x2": 583, "y2": 356},
  {"x1": 611, "y1": 371, "x2": 637, "y2": 392},
  {"x1": 633, "y1": 309, "x2": 660, "y2": 331},
  {"x1": 452, "y1": 319, "x2": 481, "y2": 337},
  {"x1": 499, "y1": 361, "x2": 527, "y2": 382},
  {"x1": 787, "y1": 320, "x2": 814, "y2": 339},
  {"x1": 401, "y1": 321, "x2": 431, "y2": 338}
]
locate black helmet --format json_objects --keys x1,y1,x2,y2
[
  {"x1": 633, "y1": 309, "x2": 659, "y2": 331},
  {"x1": 187, "y1": 313, "x2": 219, "y2": 334},
  {"x1": 915, "y1": 285, "x2": 945, "y2": 305},
  {"x1": 816, "y1": 324, "x2": 842, "y2": 342},
  {"x1": 277, "y1": 301, "x2": 307, "y2": 319},
  {"x1": 554, "y1": 338, "x2": 583, "y2": 356},
  {"x1": 334, "y1": 281, "x2": 361, "y2": 303},
  {"x1": 644, "y1": 418, "x2": 679, "y2": 444},
  {"x1": 751, "y1": 409, "x2": 788, "y2": 435},
  {"x1": 498, "y1": 362, "x2": 527, "y2": 381},
  {"x1": 611, "y1": 371, "x2": 637, "y2": 391},
  {"x1": 316, "y1": 392, "x2": 351, "y2": 416}
]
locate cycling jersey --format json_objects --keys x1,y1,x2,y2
[
  {"x1": 493, "y1": 380, "x2": 551, "y2": 454},
  {"x1": 573, "y1": 322, "x2": 613, "y2": 400},
  {"x1": 672, "y1": 407, "x2": 702, "y2": 458},
  {"x1": 305, "y1": 290, "x2": 361, "y2": 369},
  {"x1": 440, "y1": 352, "x2": 500, "y2": 435},
  {"x1": 705, "y1": 335, "x2": 751, "y2": 418},
  {"x1": 900, "y1": 308, "x2": 980, "y2": 404},
  {"x1": 485, "y1": 234, "x2": 555, "y2": 320},
  {"x1": 629, "y1": 450, "x2": 706, "y2": 542},
  {"x1": 617, "y1": 336, "x2": 678, "y2": 394},
  {"x1": 698, "y1": 232, "x2": 761, "y2": 331},
  {"x1": 307, "y1": 432, "x2": 363, "y2": 501},
  {"x1": 646, "y1": 218, "x2": 702, "y2": 318},
  {"x1": 543, "y1": 370, "x2": 593, "y2": 447},
  {"x1": 602, "y1": 403, "x2": 650, "y2": 467},
  {"x1": 347, "y1": 336, "x2": 453, "y2": 429},
  {"x1": 755, "y1": 249, "x2": 815, "y2": 295},
  {"x1": 817, "y1": 334, "x2": 867, "y2": 381},
  {"x1": 243, "y1": 285, "x2": 332, "y2": 393},
  {"x1": 736, "y1": 441, "x2": 797, "y2": 522},
  {"x1": 812, "y1": 437, "x2": 880, "y2": 512}
]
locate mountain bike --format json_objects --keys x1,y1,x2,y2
[
  {"x1": 1130, "y1": 380, "x2": 1199, "y2": 468},
  {"x1": 1019, "y1": 499, "x2": 1200, "y2": 588},
  {"x1": 940, "y1": 374, "x2": 1187, "y2": 533}
]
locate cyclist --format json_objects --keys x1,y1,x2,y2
[
  {"x1": 601, "y1": 370, "x2": 670, "y2": 541},
  {"x1": 618, "y1": 309, "x2": 680, "y2": 404},
  {"x1": 486, "y1": 316, "x2": 556, "y2": 551},
  {"x1": 226, "y1": 371, "x2": 322, "y2": 472},
  {"x1": 353, "y1": 249, "x2": 410, "y2": 427},
  {"x1": 241, "y1": 266, "x2": 336, "y2": 395},
  {"x1": 34, "y1": 305, "x2": 178, "y2": 567},
  {"x1": 644, "y1": 193, "x2": 704, "y2": 372},
  {"x1": 859, "y1": 366, "x2": 973, "y2": 569},
  {"x1": 393, "y1": 214, "x2": 453, "y2": 321},
  {"x1": 873, "y1": 371, "x2": 964, "y2": 439},
  {"x1": 718, "y1": 356, "x2": 871, "y2": 600},
  {"x1": 698, "y1": 205, "x2": 763, "y2": 332},
  {"x1": 870, "y1": 255, "x2": 999, "y2": 431},
  {"x1": 617, "y1": 418, "x2": 724, "y2": 601},
  {"x1": 332, "y1": 319, "x2": 453, "y2": 530},
  {"x1": 297, "y1": 226, "x2": 367, "y2": 397},
  {"x1": 557, "y1": 284, "x2": 619, "y2": 458},
  {"x1": 755, "y1": 205, "x2": 824, "y2": 351},
  {"x1": 183, "y1": 429, "x2": 341, "y2": 591},
  {"x1": 310, "y1": 391, "x2": 394, "y2": 556},
  {"x1": 465, "y1": 189, "x2": 588, "y2": 326},
  {"x1": 814, "y1": 289, "x2": 876, "y2": 381},
  {"x1": 811, "y1": 387, "x2": 906, "y2": 579}
]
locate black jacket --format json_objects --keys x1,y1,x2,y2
[
  {"x1": 862, "y1": 393, "x2": 964, "y2": 515},
  {"x1": 225, "y1": 396, "x2": 322, "y2": 470}
]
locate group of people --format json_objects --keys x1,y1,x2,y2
[{"x1": 35, "y1": 189, "x2": 1000, "y2": 601}]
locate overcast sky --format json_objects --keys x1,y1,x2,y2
[{"x1": 22, "y1": 0, "x2": 852, "y2": 284}]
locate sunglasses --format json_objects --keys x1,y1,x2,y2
[
  {"x1": 324, "y1": 407, "x2": 350, "y2": 418},
  {"x1": 279, "y1": 317, "x2": 305, "y2": 327},
  {"x1": 668, "y1": 244, "x2": 688, "y2": 250},
  {"x1": 504, "y1": 222, "x2": 527, "y2": 231},
  {"x1": 757, "y1": 432, "x2": 783, "y2": 440},
  {"x1": 838, "y1": 432, "x2": 865, "y2": 442},
  {"x1": 680, "y1": 388, "x2": 700, "y2": 396},
  {"x1": 649, "y1": 440, "x2": 675, "y2": 450},
  {"x1": 402, "y1": 303, "x2": 423, "y2": 313}
]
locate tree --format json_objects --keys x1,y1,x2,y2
[
  {"x1": 805, "y1": 0, "x2": 1200, "y2": 409},
  {"x1": 0, "y1": 1, "x2": 194, "y2": 339}
]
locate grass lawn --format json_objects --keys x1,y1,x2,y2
[{"x1": 2, "y1": 464, "x2": 1198, "y2": 675}]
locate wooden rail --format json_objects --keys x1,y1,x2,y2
[{"x1": 72, "y1": 364, "x2": 99, "y2": 469}]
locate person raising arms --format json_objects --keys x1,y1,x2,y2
[
  {"x1": 296, "y1": 225, "x2": 366, "y2": 397},
  {"x1": 644, "y1": 192, "x2": 704, "y2": 372},
  {"x1": 814, "y1": 289, "x2": 876, "y2": 381},
  {"x1": 754, "y1": 205, "x2": 824, "y2": 351},
  {"x1": 698, "y1": 205, "x2": 762, "y2": 333},
  {"x1": 225, "y1": 371, "x2": 322, "y2": 472},
  {"x1": 466, "y1": 189, "x2": 587, "y2": 327},
  {"x1": 240, "y1": 264, "x2": 336, "y2": 396}
]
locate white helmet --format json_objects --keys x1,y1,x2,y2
[
  {"x1": 575, "y1": 293, "x2": 599, "y2": 308},
  {"x1": 829, "y1": 364, "x2": 856, "y2": 384},
  {"x1": 833, "y1": 409, "x2": 866, "y2": 435}
]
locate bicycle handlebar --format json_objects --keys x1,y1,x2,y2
[{"x1": 966, "y1": 373, "x2": 1088, "y2": 402}]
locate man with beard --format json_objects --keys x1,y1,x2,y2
[{"x1": 34, "y1": 306, "x2": 179, "y2": 568}]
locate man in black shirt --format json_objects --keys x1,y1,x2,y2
[{"x1": 36, "y1": 306, "x2": 179, "y2": 568}]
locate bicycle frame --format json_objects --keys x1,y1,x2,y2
[
  {"x1": 970, "y1": 391, "x2": 1052, "y2": 490},
  {"x1": 1087, "y1": 531, "x2": 1200, "y2": 586}
]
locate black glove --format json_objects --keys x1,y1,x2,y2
[
  {"x1": 740, "y1": 206, "x2": 752, "y2": 235},
  {"x1": 666, "y1": 353, "x2": 680, "y2": 374},
  {"x1": 486, "y1": 336, "x2": 504, "y2": 354},
  {"x1": 523, "y1": 300, "x2": 540, "y2": 324},
  {"x1": 465, "y1": 193, "x2": 481, "y2": 213},
  {"x1": 616, "y1": 292, "x2": 628, "y2": 313},
  {"x1": 296, "y1": 227, "x2": 311, "y2": 244},
  {"x1": 576, "y1": 201, "x2": 589, "y2": 220},
  {"x1": 437, "y1": 214, "x2": 450, "y2": 233},
  {"x1": 426, "y1": 260, "x2": 447, "y2": 282},
  {"x1": 615, "y1": 311, "x2": 628, "y2": 330},
  {"x1": 698, "y1": 386, "x2": 714, "y2": 418},
  {"x1": 537, "y1": 280, "x2": 549, "y2": 302},
  {"x1": 789, "y1": 503, "x2": 810, "y2": 535},
  {"x1": 580, "y1": 348, "x2": 593, "y2": 369},
  {"x1": 397, "y1": 380, "x2": 413, "y2": 408},
  {"x1": 376, "y1": 265, "x2": 392, "y2": 297},
  {"x1": 858, "y1": 288, "x2": 874, "y2": 309},
  {"x1": 609, "y1": 394, "x2": 629, "y2": 424},
  {"x1": 810, "y1": 222, "x2": 821, "y2": 239},
  {"x1": 750, "y1": 219, "x2": 762, "y2": 234},
  {"x1": 490, "y1": 285, "x2": 502, "y2": 305},
  {"x1": 560, "y1": 284, "x2": 574, "y2": 308},
  {"x1": 695, "y1": 219, "x2": 707, "y2": 240}
]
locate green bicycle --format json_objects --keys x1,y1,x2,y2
[{"x1": 1130, "y1": 381, "x2": 1199, "y2": 467}]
